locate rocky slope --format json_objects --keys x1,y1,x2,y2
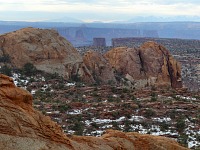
[
  {"x1": 0, "y1": 73, "x2": 188, "y2": 150},
  {"x1": 83, "y1": 50, "x2": 116, "y2": 84},
  {"x1": 104, "y1": 41, "x2": 182, "y2": 88},
  {"x1": 0, "y1": 27, "x2": 94, "y2": 83}
]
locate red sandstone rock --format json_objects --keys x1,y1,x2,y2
[
  {"x1": 0, "y1": 27, "x2": 94, "y2": 83},
  {"x1": 104, "y1": 41, "x2": 182, "y2": 88},
  {"x1": 140, "y1": 41, "x2": 182, "y2": 88},
  {"x1": 83, "y1": 50, "x2": 116, "y2": 84}
]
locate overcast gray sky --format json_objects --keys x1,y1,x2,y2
[{"x1": 0, "y1": 0, "x2": 199, "y2": 22}]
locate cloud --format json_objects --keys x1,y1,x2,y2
[{"x1": 0, "y1": 0, "x2": 199, "y2": 21}]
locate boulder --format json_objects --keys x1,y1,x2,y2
[
  {"x1": 104, "y1": 42, "x2": 182, "y2": 88},
  {"x1": 0, "y1": 27, "x2": 94, "y2": 83}
]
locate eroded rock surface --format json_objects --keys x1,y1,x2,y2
[
  {"x1": 0, "y1": 27, "x2": 94, "y2": 83},
  {"x1": 83, "y1": 50, "x2": 116, "y2": 84},
  {"x1": 104, "y1": 41, "x2": 182, "y2": 88},
  {"x1": 0, "y1": 74, "x2": 188, "y2": 150}
]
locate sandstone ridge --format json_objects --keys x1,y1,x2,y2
[{"x1": 0, "y1": 74, "x2": 188, "y2": 150}]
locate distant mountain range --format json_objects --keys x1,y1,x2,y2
[
  {"x1": 0, "y1": 21, "x2": 200, "y2": 46},
  {"x1": 126, "y1": 16, "x2": 200, "y2": 23}
]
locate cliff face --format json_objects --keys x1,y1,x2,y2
[
  {"x1": 0, "y1": 27, "x2": 94, "y2": 83},
  {"x1": 104, "y1": 41, "x2": 182, "y2": 88},
  {"x1": 83, "y1": 50, "x2": 116, "y2": 84},
  {"x1": 0, "y1": 74, "x2": 188, "y2": 150}
]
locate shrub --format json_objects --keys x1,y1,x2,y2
[
  {"x1": 177, "y1": 134, "x2": 188, "y2": 147},
  {"x1": 22, "y1": 63, "x2": 37, "y2": 76},
  {"x1": 160, "y1": 121, "x2": 169, "y2": 131},
  {"x1": 176, "y1": 118, "x2": 186, "y2": 133},
  {"x1": 0, "y1": 65, "x2": 12, "y2": 76},
  {"x1": 144, "y1": 109, "x2": 156, "y2": 118},
  {"x1": 0, "y1": 54, "x2": 11, "y2": 63},
  {"x1": 151, "y1": 92, "x2": 157, "y2": 101},
  {"x1": 72, "y1": 121, "x2": 84, "y2": 135}
]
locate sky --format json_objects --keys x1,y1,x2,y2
[{"x1": 0, "y1": 0, "x2": 200, "y2": 22}]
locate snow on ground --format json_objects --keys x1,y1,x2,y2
[
  {"x1": 67, "y1": 109, "x2": 82, "y2": 115},
  {"x1": 66, "y1": 83, "x2": 75, "y2": 86},
  {"x1": 102, "y1": 124, "x2": 113, "y2": 129},
  {"x1": 185, "y1": 123, "x2": 200, "y2": 148},
  {"x1": 129, "y1": 116, "x2": 145, "y2": 122},
  {"x1": 85, "y1": 115, "x2": 146, "y2": 126},
  {"x1": 152, "y1": 117, "x2": 171, "y2": 122},
  {"x1": 12, "y1": 73, "x2": 29, "y2": 86},
  {"x1": 176, "y1": 95, "x2": 197, "y2": 101},
  {"x1": 91, "y1": 130, "x2": 104, "y2": 136}
]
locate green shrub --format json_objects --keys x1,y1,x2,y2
[
  {"x1": 176, "y1": 118, "x2": 186, "y2": 133},
  {"x1": 0, "y1": 65, "x2": 12, "y2": 76},
  {"x1": 144, "y1": 109, "x2": 156, "y2": 118},
  {"x1": 0, "y1": 54, "x2": 11, "y2": 63},
  {"x1": 22, "y1": 63, "x2": 37, "y2": 76},
  {"x1": 177, "y1": 134, "x2": 188, "y2": 147}
]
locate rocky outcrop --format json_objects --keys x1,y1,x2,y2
[
  {"x1": 83, "y1": 50, "x2": 116, "y2": 84},
  {"x1": 0, "y1": 27, "x2": 94, "y2": 83},
  {"x1": 140, "y1": 41, "x2": 182, "y2": 88},
  {"x1": 0, "y1": 74, "x2": 188, "y2": 150},
  {"x1": 104, "y1": 41, "x2": 182, "y2": 88},
  {"x1": 104, "y1": 47, "x2": 145, "y2": 88},
  {"x1": 93, "y1": 38, "x2": 106, "y2": 47}
]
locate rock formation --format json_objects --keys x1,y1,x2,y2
[
  {"x1": 104, "y1": 41, "x2": 182, "y2": 88},
  {"x1": 83, "y1": 50, "x2": 116, "y2": 84},
  {"x1": 93, "y1": 38, "x2": 106, "y2": 47},
  {"x1": 0, "y1": 74, "x2": 188, "y2": 150},
  {"x1": 0, "y1": 27, "x2": 94, "y2": 83},
  {"x1": 104, "y1": 47, "x2": 145, "y2": 87},
  {"x1": 0, "y1": 28, "x2": 182, "y2": 89},
  {"x1": 140, "y1": 41, "x2": 182, "y2": 88}
]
